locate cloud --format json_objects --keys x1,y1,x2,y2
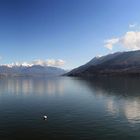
[
  {"x1": 120, "y1": 31, "x2": 140, "y2": 50},
  {"x1": 129, "y1": 23, "x2": 137, "y2": 28},
  {"x1": 104, "y1": 31, "x2": 140, "y2": 51},
  {"x1": 104, "y1": 38, "x2": 119, "y2": 50},
  {"x1": 31, "y1": 59, "x2": 65, "y2": 67},
  {"x1": 4, "y1": 59, "x2": 65, "y2": 67}
]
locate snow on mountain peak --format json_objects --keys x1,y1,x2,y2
[{"x1": 1, "y1": 59, "x2": 65, "y2": 68}]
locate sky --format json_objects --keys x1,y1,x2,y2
[{"x1": 0, "y1": 0, "x2": 140, "y2": 69}]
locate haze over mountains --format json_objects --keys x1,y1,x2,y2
[
  {"x1": 0, "y1": 64, "x2": 66, "y2": 77},
  {"x1": 66, "y1": 50, "x2": 140, "y2": 77}
]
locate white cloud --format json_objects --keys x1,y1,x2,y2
[
  {"x1": 31, "y1": 59, "x2": 65, "y2": 67},
  {"x1": 3, "y1": 59, "x2": 65, "y2": 67},
  {"x1": 104, "y1": 31, "x2": 140, "y2": 51},
  {"x1": 129, "y1": 23, "x2": 137, "y2": 28},
  {"x1": 120, "y1": 31, "x2": 140, "y2": 50},
  {"x1": 104, "y1": 38, "x2": 119, "y2": 50}
]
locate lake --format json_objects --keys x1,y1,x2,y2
[{"x1": 0, "y1": 76, "x2": 140, "y2": 140}]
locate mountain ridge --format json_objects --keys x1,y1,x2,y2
[
  {"x1": 66, "y1": 50, "x2": 140, "y2": 77},
  {"x1": 0, "y1": 65, "x2": 66, "y2": 77}
]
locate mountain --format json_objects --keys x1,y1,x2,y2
[
  {"x1": 66, "y1": 50, "x2": 140, "y2": 77},
  {"x1": 0, "y1": 65, "x2": 66, "y2": 77}
]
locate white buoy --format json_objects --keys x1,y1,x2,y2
[{"x1": 43, "y1": 115, "x2": 47, "y2": 120}]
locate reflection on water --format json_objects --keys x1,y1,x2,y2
[
  {"x1": 1, "y1": 76, "x2": 140, "y2": 125},
  {"x1": 124, "y1": 100, "x2": 140, "y2": 123},
  {"x1": 0, "y1": 77, "x2": 64, "y2": 96},
  {"x1": 106, "y1": 99, "x2": 119, "y2": 116},
  {"x1": 106, "y1": 98, "x2": 140, "y2": 124},
  {"x1": 1, "y1": 76, "x2": 140, "y2": 139},
  {"x1": 79, "y1": 77, "x2": 140, "y2": 124}
]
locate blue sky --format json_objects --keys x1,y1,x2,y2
[{"x1": 0, "y1": 0, "x2": 140, "y2": 69}]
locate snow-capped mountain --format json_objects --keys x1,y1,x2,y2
[{"x1": 0, "y1": 65, "x2": 66, "y2": 77}]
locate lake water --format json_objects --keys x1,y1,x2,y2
[{"x1": 0, "y1": 76, "x2": 140, "y2": 140}]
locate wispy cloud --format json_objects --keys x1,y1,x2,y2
[
  {"x1": 129, "y1": 23, "x2": 137, "y2": 28},
  {"x1": 104, "y1": 31, "x2": 140, "y2": 51},
  {"x1": 104, "y1": 38, "x2": 119, "y2": 50}
]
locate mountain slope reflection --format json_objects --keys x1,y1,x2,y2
[{"x1": 77, "y1": 77, "x2": 140, "y2": 124}]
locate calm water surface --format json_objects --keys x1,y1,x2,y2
[{"x1": 0, "y1": 76, "x2": 140, "y2": 140}]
